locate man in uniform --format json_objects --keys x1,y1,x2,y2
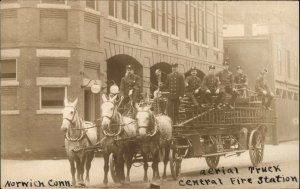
[
  {"x1": 120, "y1": 64, "x2": 141, "y2": 115},
  {"x1": 164, "y1": 63, "x2": 185, "y2": 124},
  {"x1": 255, "y1": 69, "x2": 274, "y2": 110},
  {"x1": 202, "y1": 65, "x2": 222, "y2": 109},
  {"x1": 185, "y1": 66, "x2": 202, "y2": 106},
  {"x1": 234, "y1": 66, "x2": 248, "y2": 98},
  {"x1": 216, "y1": 60, "x2": 238, "y2": 109}
]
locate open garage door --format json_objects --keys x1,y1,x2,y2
[
  {"x1": 107, "y1": 54, "x2": 143, "y2": 90},
  {"x1": 150, "y1": 62, "x2": 172, "y2": 96}
]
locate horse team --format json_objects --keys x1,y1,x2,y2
[{"x1": 60, "y1": 94, "x2": 172, "y2": 186}]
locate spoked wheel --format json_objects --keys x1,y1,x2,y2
[
  {"x1": 249, "y1": 129, "x2": 265, "y2": 166},
  {"x1": 205, "y1": 155, "x2": 220, "y2": 169},
  {"x1": 109, "y1": 153, "x2": 118, "y2": 183},
  {"x1": 169, "y1": 149, "x2": 181, "y2": 180}
]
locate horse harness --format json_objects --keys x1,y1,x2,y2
[{"x1": 63, "y1": 106, "x2": 93, "y2": 149}]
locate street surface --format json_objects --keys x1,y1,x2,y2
[{"x1": 1, "y1": 141, "x2": 299, "y2": 189}]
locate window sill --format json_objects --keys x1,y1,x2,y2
[
  {"x1": 212, "y1": 47, "x2": 220, "y2": 51},
  {"x1": 36, "y1": 109, "x2": 63, "y2": 115},
  {"x1": 0, "y1": 3, "x2": 20, "y2": 9},
  {"x1": 107, "y1": 15, "x2": 120, "y2": 22},
  {"x1": 132, "y1": 23, "x2": 143, "y2": 30},
  {"x1": 37, "y1": 3, "x2": 70, "y2": 9},
  {"x1": 1, "y1": 80, "x2": 19, "y2": 86},
  {"x1": 85, "y1": 7, "x2": 101, "y2": 15},
  {"x1": 36, "y1": 77, "x2": 70, "y2": 86},
  {"x1": 150, "y1": 29, "x2": 160, "y2": 34},
  {"x1": 1, "y1": 110, "x2": 20, "y2": 115}
]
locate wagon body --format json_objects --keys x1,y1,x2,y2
[{"x1": 168, "y1": 94, "x2": 276, "y2": 180}]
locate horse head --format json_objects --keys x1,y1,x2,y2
[
  {"x1": 100, "y1": 94, "x2": 118, "y2": 132},
  {"x1": 135, "y1": 103, "x2": 156, "y2": 137},
  {"x1": 61, "y1": 98, "x2": 79, "y2": 134}
]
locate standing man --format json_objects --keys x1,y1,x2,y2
[
  {"x1": 164, "y1": 63, "x2": 185, "y2": 124},
  {"x1": 120, "y1": 64, "x2": 141, "y2": 115},
  {"x1": 234, "y1": 66, "x2": 248, "y2": 98},
  {"x1": 216, "y1": 60, "x2": 238, "y2": 109},
  {"x1": 255, "y1": 69, "x2": 274, "y2": 110},
  {"x1": 185, "y1": 66, "x2": 202, "y2": 106},
  {"x1": 202, "y1": 65, "x2": 222, "y2": 109}
]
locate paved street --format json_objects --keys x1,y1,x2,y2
[{"x1": 1, "y1": 141, "x2": 299, "y2": 189}]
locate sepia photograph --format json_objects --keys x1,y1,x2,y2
[{"x1": 1, "y1": 0, "x2": 299, "y2": 188}]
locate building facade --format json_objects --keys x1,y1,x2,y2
[
  {"x1": 223, "y1": 1, "x2": 299, "y2": 144},
  {"x1": 1, "y1": 0, "x2": 223, "y2": 157}
]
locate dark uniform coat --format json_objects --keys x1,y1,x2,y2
[
  {"x1": 164, "y1": 71, "x2": 185, "y2": 99},
  {"x1": 202, "y1": 73, "x2": 219, "y2": 91},
  {"x1": 120, "y1": 73, "x2": 140, "y2": 102},
  {"x1": 185, "y1": 75, "x2": 201, "y2": 93},
  {"x1": 216, "y1": 70, "x2": 234, "y2": 87}
]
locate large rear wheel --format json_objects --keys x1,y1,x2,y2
[
  {"x1": 205, "y1": 155, "x2": 220, "y2": 168},
  {"x1": 169, "y1": 149, "x2": 181, "y2": 180},
  {"x1": 249, "y1": 129, "x2": 264, "y2": 166},
  {"x1": 109, "y1": 153, "x2": 118, "y2": 183}
]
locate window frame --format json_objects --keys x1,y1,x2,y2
[
  {"x1": 39, "y1": 86, "x2": 67, "y2": 110},
  {"x1": 108, "y1": 0, "x2": 117, "y2": 17},
  {"x1": 85, "y1": 0, "x2": 98, "y2": 12},
  {"x1": 121, "y1": 0, "x2": 129, "y2": 21},
  {"x1": 213, "y1": 3, "x2": 218, "y2": 48},
  {"x1": 171, "y1": 1, "x2": 177, "y2": 36},
  {"x1": 133, "y1": 0, "x2": 141, "y2": 25},
  {"x1": 151, "y1": 0, "x2": 157, "y2": 29},
  {"x1": 1, "y1": 58, "x2": 18, "y2": 81},
  {"x1": 161, "y1": 1, "x2": 168, "y2": 33}
]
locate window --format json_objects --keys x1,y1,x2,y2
[
  {"x1": 200, "y1": 2, "x2": 207, "y2": 44},
  {"x1": 133, "y1": 1, "x2": 140, "y2": 24},
  {"x1": 0, "y1": 59, "x2": 16, "y2": 80},
  {"x1": 286, "y1": 50, "x2": 291, "y2": 78},
  {"x1": 86, "y1": 0, "x2": 98, "y2": 11},
  {"x1": 41, "y1": 87, "x2": 65, "y2": 109},
  {"x1": 161, "y1": 1, "x2": 167, "y2": 32},
  {"x1": 109, "y1": 0, "x2": 116, "y2": 17},
  {"x1": 213, "y1": 3, "x2": 218, "y2": 47},
  {"x1": 193, "y1": 6, "x2": 197, "y2": 42},
  {"x1": 41, "y1": 0, "x2": 66, "y2": 4},
  {"x1": 185, "y1": 4, "x2": 190, "y2": 39},
  {"x1": 151, "y1": 1, "x2": 157, "y2": 29},
  {"x1": 122, "y1": 0, "x2": 129, "y2": 21},
  {"x1": 171, "y1": 1, "x2": 177, "y2": 35},
  {"x1": 39, "y1": 58, "x2": 68, "y2": 77}
]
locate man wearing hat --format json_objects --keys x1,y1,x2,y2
[
  {"x1": 185, "y1": 66, "x2": 202, "y2": 106},
  {"x1": 216, "y1": 59, "x2": 238, "y2": 109},
  {"x1": 164, "y1": 63, "x2": 185, "y2": 124},
  {"x1": 120, "y1": 64, "x2": 141, "y2": 112},
  {"x1": 255, "y1": 69, "x2": 274, "y2": 110},
  {"x1": 234, "y1": 66, "x2": 248, "y2": 98},
  {"x1": 202, "y1": 65, "x2": 222, "y2": 109}
]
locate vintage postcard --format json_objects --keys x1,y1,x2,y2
[{"x1": 1, "y1": 0, "x2": 299, "y2": 189}]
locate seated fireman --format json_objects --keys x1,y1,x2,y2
[
  {"x1": 234, "y1": 66, "x2": 248, "y2": 97},
  {"x1": 216, "y1": 59, "x2": 238, "y2": 109},
  {"x1": 185, "y1": 66, "x2": 202, "y2": 107},
  {"x1": 255, "y1": 69, "x2": 274, "y2": 110},
  {"x1": 202, "y1": 65, "x2": 222, "y2": 109},
  {"x1": 120, "y1": 64, "x2": 141, "y2": 115}
]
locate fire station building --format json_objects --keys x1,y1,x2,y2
[{"x1": 1, "y1": 0, "x2": 223, "y2": 157}]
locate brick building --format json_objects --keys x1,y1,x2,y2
[
  {"x1": 223, "y1": 1, "x2": 299, "y2": 144},
  {"x1": 1, "y1": 0, "x2": 223, "y2": 157}
]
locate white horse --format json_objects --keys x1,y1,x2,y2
[
  {"x1": 135, "y1": 103, "x2": 172, "y2": 181},
  {"x1": 100, "y1": 94, "x2": 137, "y2": 184},
  {"x1": 61, "y1": 98, "x2": 97, "y2": 186}
]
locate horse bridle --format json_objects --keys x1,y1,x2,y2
[
  {"x1": 63, "y1": 106, "x2": 86, "y2": 142},
  {"x1": 63, "y1": 106, "x2": 77, "y2": 127},
  {"x1": 136, "y1": 110, "x2": 158, "y2": 137},
  {"x1": 101, "y1": 101, "x2": 123, "y2": 137}
]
